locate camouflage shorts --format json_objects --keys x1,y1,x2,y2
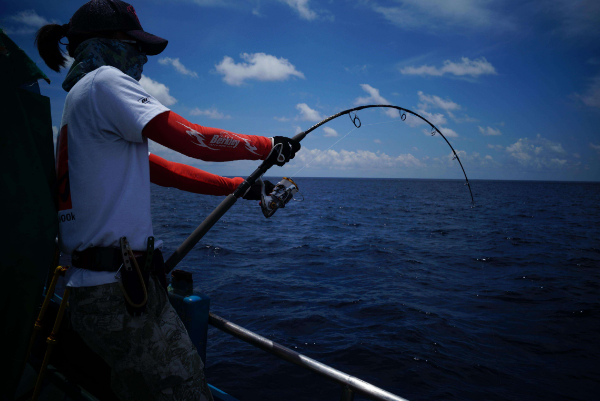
[{"x1": 69, "y1": 276, "x2": 213, "y2": 401}]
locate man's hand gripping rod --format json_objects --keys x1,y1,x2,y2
[{"x1": 164, "y1": 131, "x2": 307, "y2": 273}]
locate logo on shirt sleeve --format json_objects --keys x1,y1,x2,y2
[
  {"x1": 209, "y1": 131, "x2": 240, "y2": 149},
  {"x1": 177, "y1": 121, "x2": 219, "y2": 150},
  {"x1": 229, "y1": 132, "x2": 260, "y2": 156}
]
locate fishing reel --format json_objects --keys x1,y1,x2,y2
[{"x1": 258, "y1": 176, "x2": 301, "y2": 218}]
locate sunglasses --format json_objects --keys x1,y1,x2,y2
[{"x1": 119, "y1": 39, "x2": 144, "y2": 53}]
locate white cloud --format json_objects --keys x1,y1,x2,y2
[
  {"x1": 506, "y1": 134, "x2": 568, "y2": 168},
  {"x1": 506, "y1": 141, "x2": 531, "y2": 163},
  {"x1": 158, "y1": 57, "x2": 198, "y2": 78},
  {"x1": 590, "y1": 143, "x2": 600, "y2": 155},
  {"x1": 420, "y1": 110, "x2": 447, "y2": 126},
  {"x1": 139, "y1": 75, "x2": 177, "y2": 106},
  {"x1": 64, "y1": 56, "x2": 75, "y2": 69},
  {"x1": 215, "y1": 53, "x2": 305, "y2": 86},
  {"x1": 374, "y1": 139, "x2": 382, "y2": 144},
  {"x1": 52, "y1": 126, "x2": 59, "y2": 146},
  {"x1": 296, "y1": 103, "x2": 323, "y2": 122},
  {"x1": 274, "y1": 116, "x2": 290, "y2": 122},
  {"x1": 416, "y1": 91, "x2": 475, "y2": 124},
  {"x1": 407, "y1": 109, "x2": 447, "y2": 128},
  {"x1": 400, "y1": 57, "x2": 497, "y2": 78},
  {"x1": 345, "y1": 65, "x2": 368, "y2": 75},
  {"x1": 547, "y1": 142, "x2": 565, "y2": 153},
  {"x1": 440, "y1": 150, "x2": 499, "y2": 168},
  {"x1": 10, "y1": 10, "x2": 50, "y2": 27},
  {"x1": 478, "y1": 126, "x2": 502, "y2": 136},
  {"x1": 487, "y1": 144, "x2": 504, "y2": 151},
  {"x1": 576, "y1": 73, "x2": 600, "y2": 108},
  {"x1": 4, "y1": 10, "x2": 55, "y2": 34},
  {"x1": 371, "y1": 0, "x2": 513, "y2": 32},
  {"x1": 294, "y1": 126, "x2": 303, "y2": 134},
  {"x1": 296, "y1": 148, "x2": 424, "y2": 170},
  {"x1": 417, "y1": 91, "x2": 461, "y2": 111},
  {"x1": 278, "y1": 0, "x2": 318, "y2": 20},
  {"x1": 395, "y1": 93, "x2": 460, "y2": 136},
  {"x1": 447, "y1": 111, "x2": 478, "y2": 123},
  {"x1": 323, "y1": 127, "x2": 339, "y2": 137},
  {"x1": 354, "y1": 84, "x2": 399, "y2": 118},
  {"x1": 439, "y1": 127, "x2": 458, "y2": 138},
  {"x1": 355, "y1": 83, "x2": 388, "y2": 104},
  {"x1": 1, "y1": 27, "x2": 35, "y2": 35},
  {"x1": 189, "y1": 107, "x2": 231, "y2": 119},
  {"x1": 423, "y1": 126, "x2": 458, "y2": 138}
]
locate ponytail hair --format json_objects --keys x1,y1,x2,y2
[{"x1": 35, "y1": 23, "x2": 70, "y2": 72}]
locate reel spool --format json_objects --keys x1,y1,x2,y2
[{"x1": 259, "y1": 177, "x2": 300, "y2": 218}]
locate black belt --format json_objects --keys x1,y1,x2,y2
[{"x1": 72, "y1": 247, "x2": 144, "y2": 272}]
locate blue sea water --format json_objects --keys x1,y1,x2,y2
[{"x1": 151, "y1": 178, "x2": 600, "y2": 401}]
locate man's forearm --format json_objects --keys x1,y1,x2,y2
[
  {"x1": 149, "y1": 153, "x2": 244, "y2": 195},
  {"x1": 143, "y1": 111, "x2": 272, "y2": 162}
]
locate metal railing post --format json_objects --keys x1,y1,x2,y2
[
  {"x1": 340, "y1": 385, "x2": 355, "y2": 401},
  {"x1": 208, "y1": 312, "x2": 409, "y2": 401}
]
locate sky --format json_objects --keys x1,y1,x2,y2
[{"x1": 2, "y1": 0, "x2": 600, "y2": 182}]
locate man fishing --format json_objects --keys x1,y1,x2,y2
[{"x1": 35, "y1": 0, "x2": 300, "y2": 399}]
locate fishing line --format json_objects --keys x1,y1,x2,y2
[
  {"x1": 289, "y1": 117, "x2": 404, "y2": 178},
  {"x1": 290, "y1": 125, "x2": 358, "y2": 178}
]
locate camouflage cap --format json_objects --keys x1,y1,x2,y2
[{"x1": 67, "y1": 0, "x2": 167, "y2": 56}]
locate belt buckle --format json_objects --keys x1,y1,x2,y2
[{"x1": 120, "y1": 238, "x2": 133, "y2": 272}]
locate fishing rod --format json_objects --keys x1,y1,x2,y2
[{"x1": 164, "y1": 104, "x2": 474, "y2": 273}]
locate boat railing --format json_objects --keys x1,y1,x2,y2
[{"x1": 208, "y1": 312, "x2": 409, "y2": 401}]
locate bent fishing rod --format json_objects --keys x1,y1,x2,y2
[{"x1": 164, "y1": 104, "x2": 474, "y2": 273}]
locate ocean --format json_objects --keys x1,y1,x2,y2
[{"x1": 150, "y1": 178, "x2": 600, "y2": 401}]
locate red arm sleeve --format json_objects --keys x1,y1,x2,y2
[
  {"x1": 149, "y1": 153, "x2": 244, "y2": 196},
  {"x1": 143, "y1": 111, "x2": 272, "y2": 162}
]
